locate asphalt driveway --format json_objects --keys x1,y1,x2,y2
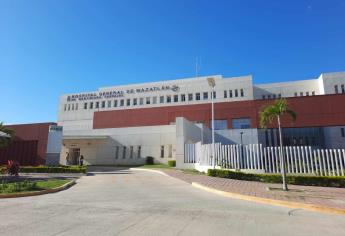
[{"x1": 0, "y1": 167, "x2": 344, "y2": 236}]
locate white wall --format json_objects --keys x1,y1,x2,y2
[
  {"x1": 60, "y1": 125, "x2": 176, "y2": 165},
  {"x1": 319, "y1": 72, "x2": 345, "y2": 94}
]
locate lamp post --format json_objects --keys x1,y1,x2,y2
[
  {"x1": 207, "y1": 77, "x2": 216, "y2": 169},
  {"x1": 240, "y1": 131, "x2": 244, "y2": 168}
]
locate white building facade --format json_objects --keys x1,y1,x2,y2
[{"x1": 57, "y1": 72, "x2": 345, "y2": 166}]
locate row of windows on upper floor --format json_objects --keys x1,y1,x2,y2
[
  {"x1": 63, "y1": 89, "x2": 245, "y2": 111},
  {"x1": 261, "y1": 91, "x2": 316, "y2": 100},
  {"x1": 335, "y1": 84, "x2": 345, "y2": 94}
]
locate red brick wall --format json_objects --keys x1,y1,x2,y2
[
  {"x1": 0, "y1": 122, "x2": 56, "y2": 165},
  {"x1": 93, "y1": 94, "x2": 345, "y2": 129}
]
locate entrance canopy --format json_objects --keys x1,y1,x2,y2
[
  {"x1": 63, "y1": 135, "x2": 108, "y2": 149},
  {"x1": 63, "y1": 135, "x2": 108, "y2": 140}
]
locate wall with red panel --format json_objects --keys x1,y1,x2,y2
[
  {"x1": 93, "y1": 94, "x2": 345, "y2": 129},
  {"x1": 0, "y1": 122, "x2": 56, "y2": 165}
]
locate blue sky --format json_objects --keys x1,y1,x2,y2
[{"x1": 0, "y1": 0, "x2": 344, "y2": 124}]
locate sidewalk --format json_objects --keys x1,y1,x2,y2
[{"x1": 159, "y1": 169, "x2": 345, "y2": 212}]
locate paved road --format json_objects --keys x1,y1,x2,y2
[{"x1": 0, "y1": 168, "x2": 345, "y2": 236}]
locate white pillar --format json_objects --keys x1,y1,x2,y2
[
  {"x1": 338, "y1": 149, "x2": 345, "y2": 175},
  {"x1": 329, "y1": 149, "x2": 335, "y2": 176},
  {"x1": 293, "y1": 146, "x2": 298, "y2": 174},
  {"x1": 301, "y1": 146, "x2": 306, "y2": 174}
]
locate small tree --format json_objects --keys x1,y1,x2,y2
[
  {"x1": 0, "y1": 122, "x2": 15, "y2": 149},
  {"x1": 259, "y1": 99, "x2": 296, "y2": 191}
]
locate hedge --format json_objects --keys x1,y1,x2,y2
[
  {"x1": 207, "y1": 169, "x2": 345, "y2": 188},
  {"x1": 167, "y1": 160, "x2": 176, "y2": 167},
  {"x1": 1, "y1": 166, "x2": 86, "y2": 174}
]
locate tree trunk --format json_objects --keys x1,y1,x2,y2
[{"x1": 277, "y1": 115, "x2": 288, "y2": 191}]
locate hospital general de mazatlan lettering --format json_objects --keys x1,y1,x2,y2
[
  {"x1": 1, "y1": 71, "x2": 345, "y2": 168},
  {"x1": 67, "y1": 85, "x2": 180, "y2": 101}
]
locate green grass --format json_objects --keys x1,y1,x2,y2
[
  {"x1": 0, "y1": 179, "x2": 70, "y2": 194},
  {"x1": 139, "y1": 164, "x2": 172, "y2": 169},
  {"x1": 35, "y1": 179, "x2": 70, "y2": 190},
  {"x1": 181, "y1": 169, "x2": 204, "y2": 175}
]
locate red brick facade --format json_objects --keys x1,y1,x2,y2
[{"x1": 93, "y1": 94, "x2": 345, "y2": 129}]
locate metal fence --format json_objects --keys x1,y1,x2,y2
[{"x1": 184, "y1": 143, "x2": 345, "y2": 176}]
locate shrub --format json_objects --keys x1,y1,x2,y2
[
  {"x1": 207, "y1": 169, "x2": 345, "y2": 188},
  {"x1": 6, "y1": 160, "x2": 20, "y2": 176},
  {"x1": 146, "y1": 156, "x2": 154, "y2": 165},
  {"x1": 167, "y1": 160, "x2": 176, "y2": 167},
  {"x1": 18, "y1": 166, "x2": 86, "y2": 174}
]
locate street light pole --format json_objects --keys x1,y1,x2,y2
[{"x1": 207, "y1": 77, "x2": 216, "y2": 169}]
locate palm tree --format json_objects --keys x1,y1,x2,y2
[
  {"x1": 259, "y1": 99, "x2": 296, "y2": 191},
  {"x1": 0, "y1": 122, "x2": 14, "y2": 149}
]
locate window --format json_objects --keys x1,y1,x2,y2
[
  {"x1": 84, "y1": 103, "x2": 87, "y2": 109},
  {"x1": 188, "y1": 93, "x2": 193, "y2": 101},
  {"x1": 203, "y1": 92, "x2": 208, "y2": 100},
  {"x1": 75, "y1": 103, "x2": 78, "y2": 110},
  {"x1": 196, "y1": 93, "x2": 200, "y2": 100},
  {"x1": 68, "y1": 104, "x2": 70, "y2": 111},
  {"x1": 240, "y1": 89, "x2": 244, "y2": 97},
  {"x1": 90, "y1": 102, "x2": 93, "y2": 109},
  {"x1": 342, "y1": 85, "x2": 345, "y2": 94},
  {"x1": 160, "y1": 96, "x2": 164, "y2": 103},
  {"x1": 64, "y1": 104, "x2": 67, "y2": 111},
  {"x1": 115, "y1": 146, "x2": 119, "y2": 159},
  {"x1": 181, "y1": 94, "x2": 186, "y2": 102},
  {"x1": 120, "y1": 99, "x2": 124, "y2": 106},
  {"x1": 273, "y1": 94, "x2": 276, "y2": 99},
  {"x1": 133, "y1": 98, "x2": 137, "y2": 106},
  {"x1": 152, "y1": 97, "x2": 157, "y2": 104},
  {"x1": 294, "y1": 92, "x2": 298, "y2": 97},
  {"x1": 232, "y1": 118, "x2": 251, "y2": 129},
  {"x1": 166, "y1": 95, "x2": 171, "y2": 103},
  {"x1": 212, "y1": 120, "x2": 227, "y2": 130},
  {"x1": 95, "y1": 102, "x2": 99, "y2": 108},
  {"x1": 229, "y1": 90, "x2": 233, "y2": 98},
  {"x1": 127, "y1": 99, "x2": 131, "y2": 106},
  {"x1": 312, "y1": 91, "x2": 315, "y2": 96},
  {"x1": 160, "y1": 146, "x2": 164, "y2": 158},
  {"x1": 306, "y1": 92, "x2": 309, "y2": 96},
  {"x1": 262, "y1": 95, "x2": 266, "y2": 99},
  {"x1": 114, "y1": 100, "x2": 117, "y2": 107},
  {"x1": 300, "y1": 92, "x2": 303, "y2": 96},
  {"x1": 146, "y1": 97, "x2": 150, "y2": 104},
  {"x1": 224, "y1": 90, "x2": 227, "y2": 98},
  {"x1": 341, "y1": 128, "x2": 345, "y2": 138},
  {"x1": 235, "y1": 89, "x2": 238, "y2": 97},
  {"x1": 130, "y1": 146, "x2": 133, "y2": 158},
  {"x1": 102, "y1": 101, "x2": 105, "y2": 108},
  {"x1": 122, "y1": 146, "x2": 126, "y2": 159},
  {"x1": 278, "y1": 94, "x2": 282, "y2": 98},
  {"x1": 168, "y1": 145, "x2": 172, "y2": 158},
  {"x1": 72, "y1": 104, "x2": 74, "y2": 110},
  {"x1": 107, "y1": 100, "x2": 111, "y2": 108},
  {"x1": 137, "y1": 146, "x2": 141, "y2": 158},
  {"x1": 335, "y1": 85, "x2": 339, "y2": 94},
  {"x1": 140, "y1": 98, "x2": 144, "y2": 105},
  {"x1": 267, "y1": 95, "x2": 271, "y2": 99},
  {"x1": 174, "y1": 95, "x2": 178, "y2": 102},
  {"x1": 212, "y1": 91, "x2": 216, "y2": 99}
]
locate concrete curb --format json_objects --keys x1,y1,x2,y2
[
  {"x1": 0, "y1": 179, "x2": 77, "y2": 199},
  {"x1": 192, "y1": 182, "x2": 345, "y2": 215},
  {"x1": 129, "y1": 168, "x2": 169, "y2": 177}
]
